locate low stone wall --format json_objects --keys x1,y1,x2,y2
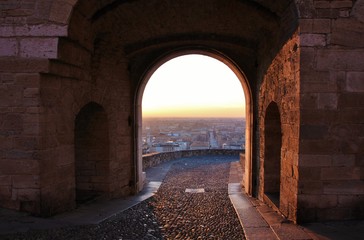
[{"x1": 142, "y1": 149, "x2": 244, "y2": 170}]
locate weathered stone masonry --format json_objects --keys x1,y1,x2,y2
[
  {"x1": 0, "y1": 0, "x2": 363, "y2": 223},
  {"x1": 259, "y1": 32, "x2": 300, "y2": 222},
  {"x1": 298, "y1": 0, "x2": 364, "y2": 222}
]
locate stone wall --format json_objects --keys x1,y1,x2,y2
[
  {"x1": 259, "y1": 32, "x2": 300, "y2": 222},
  {"x1": 143, "y1": 149, "x2": 243, "y2": 171},
  {"x1": 297, "y1": 0, "x2": 364, "y2": 222},
  {"x1": 0, "y1": 0, "x2": 363, "y2": 223},
  {"x1": 0, "y1": 0, "x2": 135, "y2": 216},
  {"x1": 37, "y1": 3, "x2": 134, "y2": 215},
  {"x1": 0, "y1": 1, "x2": 58, "y2": 214}
]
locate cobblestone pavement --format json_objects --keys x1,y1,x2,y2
[{"x1": 1, "y1": 156, "x2": 245, "y2": 240}]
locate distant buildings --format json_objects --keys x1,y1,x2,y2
[{"x1": 142, "y1": 118, "x2": 245, "y2": 154}]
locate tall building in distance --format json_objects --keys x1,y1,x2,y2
[{"x1": 142, "y1": 118, "x2": 245, "y2": 154}]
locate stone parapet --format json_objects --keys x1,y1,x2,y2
[{"x1": 142, "y1": 149, "x2": 243, "y2": 171}]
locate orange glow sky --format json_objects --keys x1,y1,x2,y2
[{"x1": 142, "y1": 54, "x2": 246, "y2": 118}]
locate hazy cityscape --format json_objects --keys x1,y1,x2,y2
[{"x1": 142, "y1": 118, "x2": 245, "y2": 154}]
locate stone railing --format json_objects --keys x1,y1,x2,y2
[{"x1": 142, "y1": 149, "x2": 244, "y2": 170}]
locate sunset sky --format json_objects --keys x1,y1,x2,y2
[{"x1": 142, "y1": 54, "x2": 246, "y2": 118}]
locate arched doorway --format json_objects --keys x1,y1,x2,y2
[
  {"x1": 263, "y1": 102, "x2": 282, "y2": 209},
  {"x1": 74, "y1": 102, "x2": 110, "y2": 204},
  {"x1": 135, "y1": 51, "x2": 253, "y2": 193}
]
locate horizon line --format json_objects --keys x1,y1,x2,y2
[{"x1": 143, "y1": 116, "x2": 246, "y2": 119}]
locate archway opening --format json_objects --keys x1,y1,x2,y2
[
  {"x1": 74, "y1": 102, "x2": 110, "y2": 204},
  {"x1": 263, "y1": 102, "x2": 282, "y2": 208},
  {"x1": 136, "y1": 52, "x2": 253, "y2": 192}
]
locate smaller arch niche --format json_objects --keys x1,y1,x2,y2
[
  {"x1": 74, "y1": 102, "x2": 110, "y2": 204},
  {"x1": 263, "y1": 102, "x2": 282, "y2": 208}
]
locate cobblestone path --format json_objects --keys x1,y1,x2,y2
[
  {"x1": 152, "y1": 156, "x2": 245, "y2": 239},
  {"x1": 2, "y1": 156, "x2": 245, "y2": 240}
]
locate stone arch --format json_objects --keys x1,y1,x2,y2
[
  {"x1": 39, "y1": 0, "x2": 301, "y2": 215},
  {"x1": 74, "y1": 102, "x2": 110, "y2": 204},
  {"x1": 263, "y1": 101, "x2": 282, "y2": 209},
  {"x1": 135, "y1": 50, "x2": 253, "y2": 192}
]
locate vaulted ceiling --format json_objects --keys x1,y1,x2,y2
[{"x1": 68, "y1": 0, "x2": 297, "y2": 82}]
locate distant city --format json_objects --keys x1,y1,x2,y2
[{"x1": 142, "y1": 118, "x2": 245, "y2": 154}]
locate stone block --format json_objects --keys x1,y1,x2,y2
[
  {"x1": 317, "y1": 49, "x2": 364, "y2": 71},
  {"x1": 331, "y1": 19, "x2": 364, "y2": 48},
  {"x1": 0, "y1": 59, "x2": 49, "y2": 73},
  {"x1": 17, "y1": 189, "x2": 40, "y2": 201},
  {"x1": 299, "y1": 194, "x2": 338, "y2": 209},
  {"x1": 331, "y1": 1, "x2": 353, "y2": 8},
  {"x1": 330, "y1": 71, "x2": 346, "y2": 91},
  {"x1": 299, "y1": 19, "x2": 312, "y2": 33},
  {"x1": 299, "y1": 154, "x2": 332, "y2": 167},
  {"x1": 300, "y1": 47, "x2": 315, "y2": 70},
  {"x1": 301, "y1": 93, "x2": 318, "y2": 109},
  {"x1": 318, "y1": 93, "x2": 338, "y2": 110},
  {"x1": 321, "y1": 167, "x2": 361, "y2": 180},
  {"x1": 314, "y1": 1, "x2": 330, "y2": 9},
  {"x1": 0, "y1": 175, "x2": 11, "y2": 186},
  {"x1": 21, "y1": 121, "x2": 40, "y2": 134},
  {"x1": 313, "y1": 19, "x2": 331, "y2": 33},
  {"x1": 346, "y1": 72, "x2": 364, "y2": 92},
  {"x1": 0, "y1": 136, "x2": 13, "y2": 150},
  {"x1": 12, "y1": 175, "x2": 40, "y2": 188},
  {"x1": 300, "y1": 139, "x2": 339, "y2": 155},
  {"x1": 0, "y1": 159, "x2": 39, "y2": 175},
  {"x1": 298, "y1": 181, "x2": 323, "y2": 194},
  {"x1": 0, "y1": 24, "x2": 68, "y2": 37},
  {"x1": 2, "y1": 113, "x2": 23, "y2": 132},
  {"x1": 57, "y1": 38, "x2": 91, "y2": 68},
  {"x1": 20, "y1": 38, "x2": 58, "y2": 58},
  {"x1": 0, "y1": 38, "x2": 17, "y2": 56},
  {"x1": 332, "y1": 155, "x2": 356, "y2": 167},
  {"x1": 0, "y1": 85, "x2": 23, "y2": 107},
  {"x1": 356, "y1": 156, "x2": 364, "y2": 167},
  {"x1": 316, "y1": 8, "x2": 340, "y2": 18},
  {"x1": 338, "y1": 195, "x2": 364, "y2": 207},
  {"x1": 299, "y1": 167, "x2": 321, "y2": 181},
  {"x1": 338, "y1": 93, "x2": 364, "y2": 109},
  {"x1": 13, "y1": 137, "x2": 40, "y2": 151},
  {"x1": 297, "y1": 0, "x2": 316, "y2": 18},
  {"x1": 301, "y1": 79, "x2": 337, "y2": 93},
  {"x1": 26, "y1": 107, "x2": 44, "y2": 114},
  {"x1": 15, "y1": 73, "x2": 40, "y2": 87},
  {"x1": 323, "y1": 180, "x2": 364, "y2": 195},
  {"x1": 300, "y1": 34, "x2": 326, "y2": 47},
  {"x1": 316, "y1": 207, "x2": 353, "y2": 221},
  {"x1": 300, "y1": 125, "x2": 328, "y2": 140},
  {"x1": 301, "y1": 109, "x2": 337, "y2": 125},
  {"x1": 57, "y1": 146, "x2": 75, "y2": 166},
  {"x1": 23, "y1": 88, "x2": 40, "y2": 98},
  {"x1": 0, "y1": 73, "x2": 15, "y2": 83},
  {"x1": 0, "y1": 186, "x2": 12, "y2": 198},
  {"x1": 49, "y1": 1, "x2": 74, "y2": 24}
]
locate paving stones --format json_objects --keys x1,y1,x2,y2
[
  {"x1": 1, "y1": 155, "x2": 244, "y2": 240},
  {"x1": 151, "y1": 156, "x2": 245, "y2": 240}
]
